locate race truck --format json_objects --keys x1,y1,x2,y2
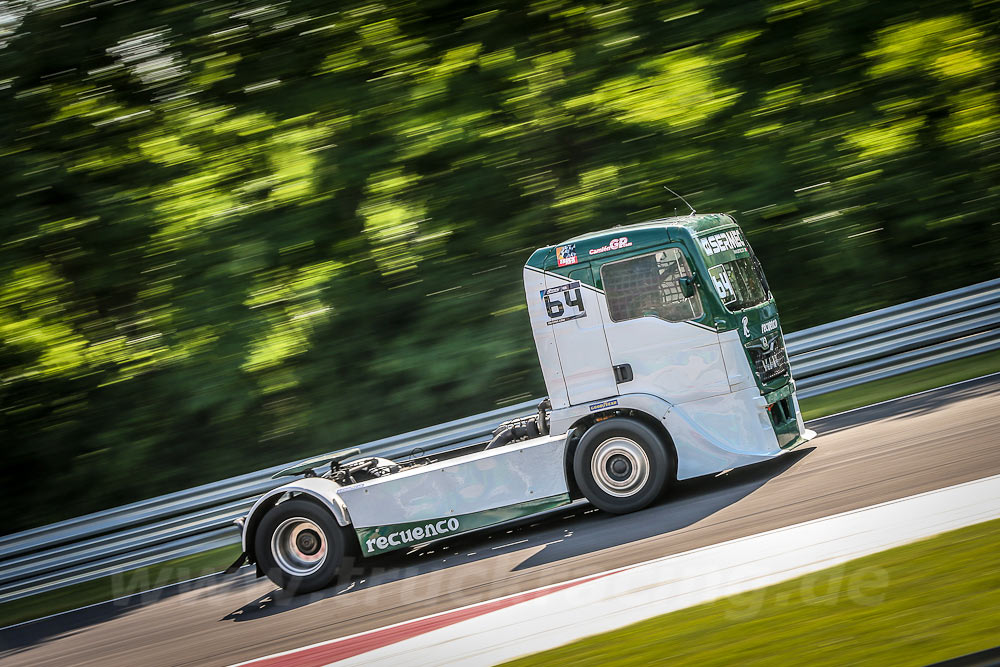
[{"x1": 229, "y1": 213, "x2": 816, "y2": 593}]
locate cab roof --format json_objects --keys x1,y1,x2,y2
[
  {"x1": 563, "y1": 214, "x2": 735, "y2": 244},
  {"x1": 526, "y1": 213, "x2": 738, "y2": 270}
]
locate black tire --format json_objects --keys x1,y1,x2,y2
[
  {"x1": 254, "y1": 498, "x2": 349, "y2": 594},
  {"x1": 572, "y1": 418, "x2": 670, "y2": 514}
]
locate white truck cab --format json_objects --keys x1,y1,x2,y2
[
  {"x1": 523, "y1": 214, "x2": 814, "y2": 480},
  {"x1": 233, "y1": 213, "x2": 814, "y2": 595}
]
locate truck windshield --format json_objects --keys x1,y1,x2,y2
[{"x1": 708, "y1": 257, "x2": 770, "y2": 311}]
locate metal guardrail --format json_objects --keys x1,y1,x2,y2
[
  {"x1": 2, "y1": 278, "x2": 998, "y2": 605},
  {"x1": 790, "y1": 278, "x2": 1000, "y2": 396}
]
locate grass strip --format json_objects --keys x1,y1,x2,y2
[
  {"x1": 798, "y1": 348, "x2": 1000, "y2": 421},
  {"x1": 0, "y1": 543, "x2": 241, "y2": 629},
  {"x1": 3, "y1": 350, "x2": 999, "y2": 629},
  {"x1": 505, "y1": 517, "x2": 1000, "y2": 667}
]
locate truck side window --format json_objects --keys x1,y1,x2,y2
[{"x1": 601, "y1": 248, "x2": 703, "y2": 323}]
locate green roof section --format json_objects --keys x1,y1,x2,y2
[
  {"x1": 564, "y1": 214, "x2": 735, "y2": 243},
  {"x1": 525, "y1": 214, "x2": 738, "y2": 271}
]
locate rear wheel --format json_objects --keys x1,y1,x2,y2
[
  {"x1": 255, "y1": 499, "x2": 349, "y2": 593},
  {"x1": 572, "y1": 418, "x2": 670, "y2": 514}
]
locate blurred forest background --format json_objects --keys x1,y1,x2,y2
[{"x1": 1, "y1": 0, "x2": 997, "y2": 533}]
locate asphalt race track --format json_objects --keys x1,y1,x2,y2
[{"x1": 3, "y1": 375, "x2": 999, "y2": 667}]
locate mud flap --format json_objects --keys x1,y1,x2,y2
[{"x1": 223, "y1": 552, "x2": 248, "y2": 575}]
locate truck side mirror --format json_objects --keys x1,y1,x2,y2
[{"x1": 679, "y1": 276, "x2": 696, "y2": 299}]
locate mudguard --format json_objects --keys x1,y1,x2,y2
[{"x1": 240, "y1": 476, "x2": 351, "y2": 561}]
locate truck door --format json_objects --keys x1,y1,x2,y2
[
  {"x1": 597, "y1": 247, "x2": 729, "y2": 403},
  {"x1": 543, "y1": 263, "x2": 619, "y2": 406}
]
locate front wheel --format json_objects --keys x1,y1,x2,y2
[
  {"x1": 572, "y1": 418, "x2": 671, "y2": 514},
  {"x1": 255, "y1": 499, "x2": 349, "y2": 593}
]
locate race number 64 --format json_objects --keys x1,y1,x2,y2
[{"x1": 541, "y1": 281, "x2": 587, "y2": 325}]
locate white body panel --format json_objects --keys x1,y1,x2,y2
[
  {"x1": 337, "y1": 434, "x2": 570, "y2": 528},
  {"x1": 524, "y1": 266, "x2": 618, "y2": 407},
  {"x1": 718, "y1": 329, "x2": 756, "y2": 392},
  {"x1": 602, "y1": 310, "x2": 729, "y2": 403},
  {"x1": 544, "y1": 273, "x2": 618, "y2": 406},
  {"x1": 664, "y1": 387, "x2": 781, "y2": 478},
  {"x1": 523, "y1": 268, "x2": 570, "y2": 409}
]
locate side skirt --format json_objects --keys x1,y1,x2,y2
[{"x1": 354, "y1": 493, "x2": 572, "y2": 557}]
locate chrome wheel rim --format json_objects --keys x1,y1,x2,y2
[
  {"x1": 591, "y1": 437, "x2": 649, "y2": 497},
  {"x1": 271, "y1": 517, "x2": 327, "y2": 576}
]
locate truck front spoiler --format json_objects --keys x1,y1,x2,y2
[{"x1": 782, "y1": 427, "x2": 818, "y2": 451}]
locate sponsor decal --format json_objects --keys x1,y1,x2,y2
[
  {"x1": 540, "y1": 280, "x2": 581, "y2": 297},
  {"x1": 746, "y1": 332, "x2": 779, "y2": 351},
  {"x1": 364, "y1": 517, "x2": 460, "y2": 554},
  {"x1": 355, "y1": 494, "x2": 572, "y2": 556},
  {"x1": 588, "y1": 236, "x2": 633, "y2": 256},
  {"x1": 761, "y1": 318, "x2": 778, "y2": 334},
  {"x1": 710, "y1": 265, "x2": 736, "y2": 303},
  {"x1": 759, "y1": 350, "x2": 783, "y2": 373},
  {"x1": 556, "y1": 244, "x2": 578, "y2": 267},
  {"x1": 747, "y1": 332, "x2": 788, "y2": 382},
  {"x1": 699, "y1": 230, "x2": 747, "y2": 256},
  {"x1": 589, "y1": 399, "x2": 619, "y2": 411}
]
